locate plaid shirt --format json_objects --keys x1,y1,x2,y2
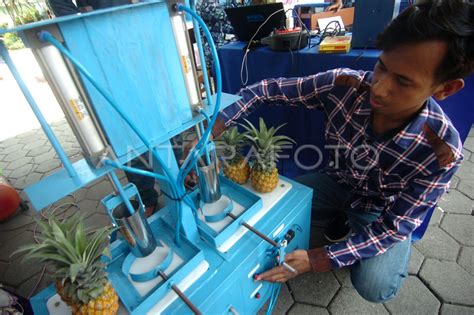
[{"x1": 219, "y1": 68, "x2": 463, "y2": 268}]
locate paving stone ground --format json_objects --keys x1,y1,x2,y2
[{"x1": 0, "y1": 121, "x2": 473, "y2": 314}]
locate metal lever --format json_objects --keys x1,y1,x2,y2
[
  {"x1": 158, "y1": 270, "x2": 202, "y2": 315},
  {"x1": 227, "y1": 213, "x2": 279, "y2": 248}
]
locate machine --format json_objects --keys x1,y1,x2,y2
[{"x1": 0, "y1": 1, "x2": 312, "y2": 314}]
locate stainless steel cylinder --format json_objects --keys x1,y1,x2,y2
[
  {"x1": 111, "y1": 200, "x2": 157, "y2": 257},
  {"x1": 31, "y1": 45, "x2": 108, "y2": 165},
  {"x1": 197, "y1": 151, "x2": 222, "y2": 203}
]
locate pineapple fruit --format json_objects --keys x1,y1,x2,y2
[
  {"x1": 16, "y1": 214, "x2": 119, "y2": 315},
  {"x1": 241, "y1": 118, "x2": 295, "y2": 193},
  {"x1": 218, "y1": 126, "x2": 251, "y2": 184}
]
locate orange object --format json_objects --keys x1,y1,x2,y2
[{"x1": 0, "y1": 175, "x2": 20, "y2": 221}]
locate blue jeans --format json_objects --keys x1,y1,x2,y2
[{"x1": 296, "y1": 172, "x2": 411, "y2": 303}]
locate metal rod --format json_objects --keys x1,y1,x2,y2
[
  {"x1": 282, "y1": 262, "x2": 297, "y2": 274},
  {"x1": 0, "y1": 41, "x2": 78, "y2": 179},
  {"x1": 227, "y1": 213, "x2": 279, "y2": 248},
  {"x1": 158, "y1": 270, "x2": 202, "y2": 315},
  {"x1": 103, "y1": 159, "x2": 171, "y2": 185}
]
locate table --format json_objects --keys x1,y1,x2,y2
[{"x1": 218, "y1": 40, "x2": 474, "y2": 177}]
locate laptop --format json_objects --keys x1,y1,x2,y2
[{"x1": 225, "y1": 3, "x2": 285, "y2": 42}]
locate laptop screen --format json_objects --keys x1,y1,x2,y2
[{"x1": 225, "y1": 3, "x2": 285, "y2": 42}]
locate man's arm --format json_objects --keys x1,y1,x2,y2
[
  {"x1": 212, "y1": 69, "x2": 354, "y2": 138},
  {"x1": 326, "y1": 162, "x2": 460, "y2": 268},
  {"x1": 326, "y1": 0, "x2": 343, "y2": 12},
  {"x1": 258, "y1": 159, "x2": 461, "y2": 283}
]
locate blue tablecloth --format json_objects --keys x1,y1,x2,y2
[{"x1": 218, "y1": 40, "x2": 474, "y2": 177}]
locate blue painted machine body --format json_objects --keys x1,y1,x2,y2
[
  {"x1": 30, "y1": 177, "x2": 312, "y2": 314},
  {"x1": 1, "y1": 1, "x2": 313, "y2": 313}
]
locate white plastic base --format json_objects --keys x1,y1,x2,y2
[
  {"x1": 46, "y1": 258, "x2": 209, "y2": 315},
  {"x1": 198, "y1": 195, "x2": 246, "y2": 233},
  {"x1": 148, "y1": 260, "x2": 209, "y2": 314},
  {"x1": 217, "y1": 179, "x2": 292, "y2": 253},
  {"x1": 46, "y1": 294, "x2": 70, "y2": 315},
  {"x1": 129, "y1": 242, "x2": 184, "y2": 297}
]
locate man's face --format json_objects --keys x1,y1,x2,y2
[{"x1": 370, "y1": 41, "x2": 448, "y2": 118}]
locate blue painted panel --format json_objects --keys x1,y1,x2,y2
[
  {"x1": 57, "y1": 2, "x2": 193, "y2": 159},
  {"x1": 167, "y1": 177, "x2": 313, "y2": 314},
  {"x1": 24, "y1": 159, "x2": 113, "y2": 211},
  {"x1": 30, "y1": 178, "x2": 312, "y2": 314},
  {"x1": 30, "y1": 285, "x2": 56, "y2": 315},
  {"x1": 191, "y1": 176, "x2": 263, "y2": 248},
  {"x1": 106, "y1": 217, "x2": 205, "y2": 314},
  {"x1": 0, "y1": 2, "x2": 163, "y2": 36}
]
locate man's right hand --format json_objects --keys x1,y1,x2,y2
[
  {"x1": 326, "y1": 0, "x2": 343, "y2": 12},
  {"x1": 180, "y1": 117, "x2": 226, "y2": 188},
  {"x1": 182, "y1": 137, "x2": 199, "y2": 188}
]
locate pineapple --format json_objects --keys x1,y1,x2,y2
[
  {"x1": 218, "y1": 126, "x2": 251, "y2": 184},
  {"x1": 241, "y1": 118, "x2": 295, "y2": 193},
  {"x1": 15, "y1": 214, "x2": 119, "y2": 315}
]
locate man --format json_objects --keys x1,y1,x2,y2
[
  {"x1": 47, "y1": 0, "x2": 132, "y2": 16},
  {"x1": 206, "y1": 0, "x2": 473, "y2": 302},
  {"x1": 326, "y1": 0, "x2": 348, "y2": 12}
]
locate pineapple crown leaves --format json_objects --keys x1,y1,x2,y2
[
  {"x1": 13, "y1": 213, "x2": 112, "y2": 283},
  {"x1": 217, "y1": 127, "x2": 249, "y2": 151},
  {"x1": 217, "y1": 126, "x2": 250, "y2": 164},
  {"x1": 240, "y1": 118, "x2": 295, "y2": 166},
  {"x1": 219, "y1": 126, "x2": 248, "y2": 147}
]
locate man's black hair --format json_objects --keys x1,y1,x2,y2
[{"x1": 376, "y1": 0, "x2": 474, "y2": 83}]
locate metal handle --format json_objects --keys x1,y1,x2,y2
[
  {"x1": 158, "y1": 270, "x2": 202, "y2": 315},
  {"x1": 227, "y1": 213, "x2": 279, "y2": 248}
]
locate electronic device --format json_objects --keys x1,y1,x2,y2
[
  {"x1": 224, "y1": 3, "x2": 285, "y2": 42},
  {"x1": 261, "y1": 28, "x2": 310, "y2": 51},
  {"x1": 351, "y1": 0, "x2": 401, "y2": 48}
]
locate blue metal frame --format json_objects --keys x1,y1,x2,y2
[
  {"x1": 107, "y1": 217, "x2": 206, "y2": 314},
  {"x1": 2, "y1": 1, "x2": 314, "y2": 313},
  {"x1": 30, "y1": 177, "x2": 313, "y2": 314},
  {"x1": 192, "y1": 176, "x2": 263, "y2": 248}
]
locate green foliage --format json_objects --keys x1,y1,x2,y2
[
  {"x1": 13, "y1": 213, "x2": 113, "y2": 305},
  {"x1": 2, "y1": 1, "x2": 48, "y2": 26},
  {"x1": 0, "y1": 0, "x2": 50, "y2": 50},
  {"x1": 1, "y1": 22, "x2": 24, "y2": 50},
  {"x1": 240, "y1": 118, "x2": 295, "y2": 172},
  {"x1": 217, "y1": 126, "x2": 249, "y2": 163},
  {"x1": 2, "y1": 32, "x2": 25, "y2": 49}
]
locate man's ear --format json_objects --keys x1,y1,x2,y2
[{"x1": 433, "y1": 79, "x2": 464, "y2": 101}]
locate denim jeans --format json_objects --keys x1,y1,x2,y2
[{"x1": 296, "y1": 172, "x2": 411, "y2": 303}]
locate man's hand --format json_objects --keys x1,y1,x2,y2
[
  {"x1": 326, "y1": 0, "x2": 343, "y2": 12},
  {"x1": 182, "y1": 137, "x2": 199, "y2": 188},
  {"x1": 256, "y1": 250, "x2": 312, "y2": 283},
  {"x1": 181, "y1": 118, "x2": 227, "y2": 188},
  {"x1": 256, "y1": 247, "x2": 332, "y2": 283}
]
